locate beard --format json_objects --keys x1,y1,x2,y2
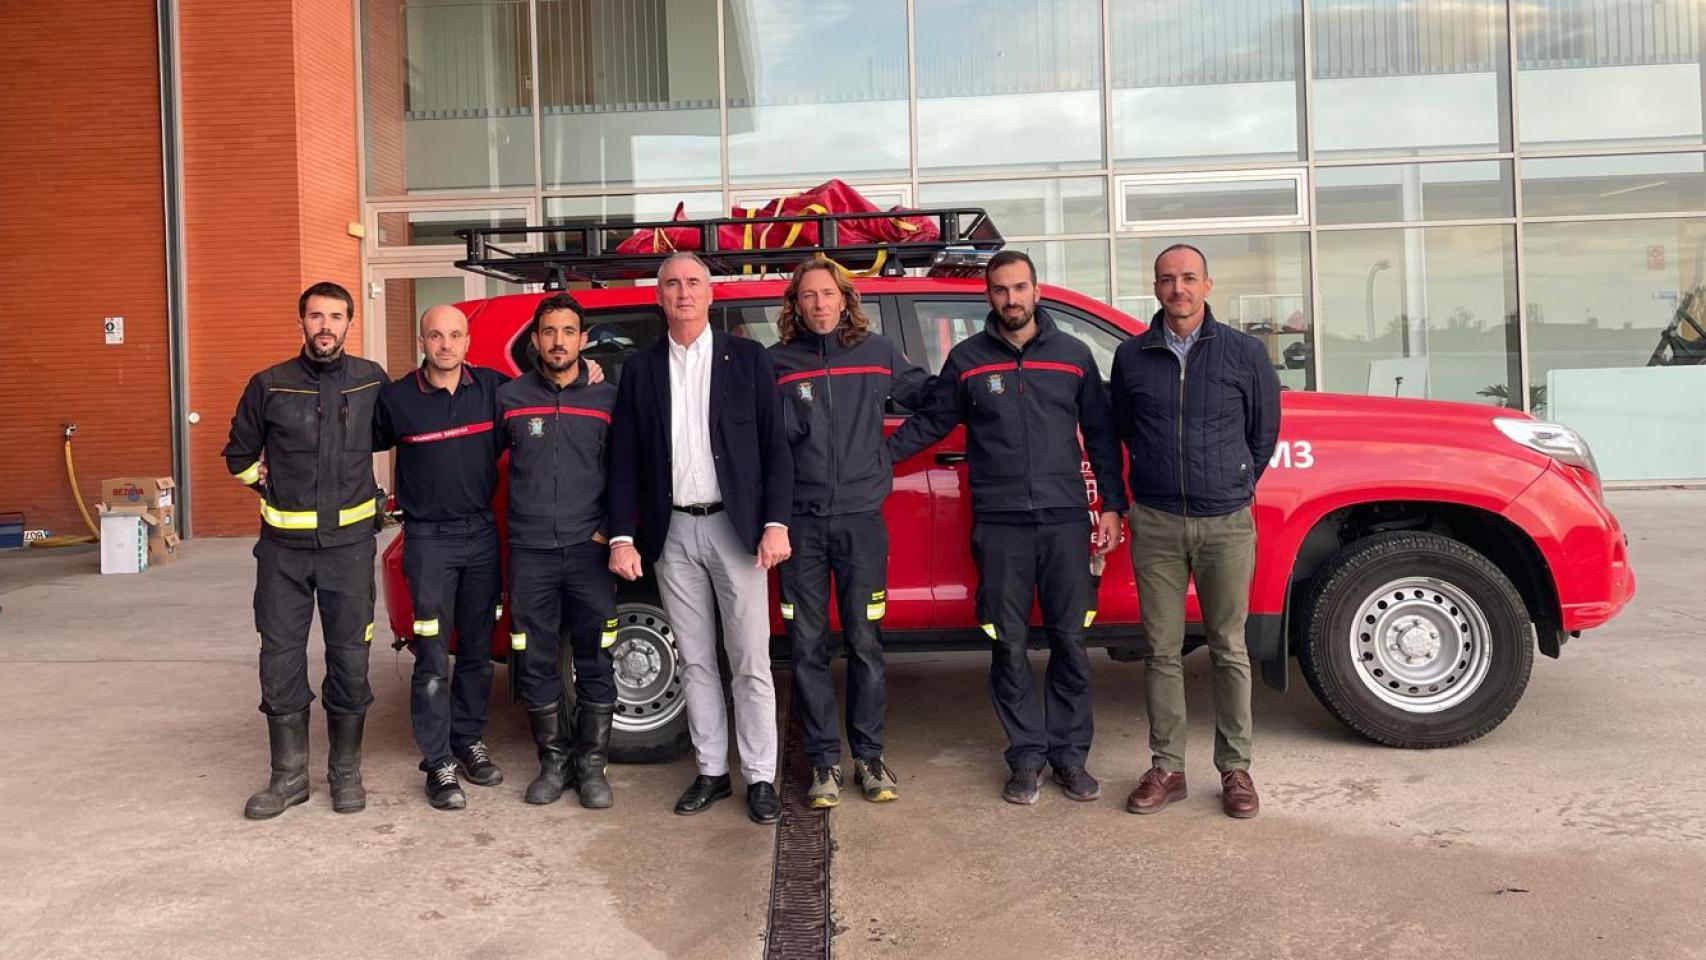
[
  {"x1": 307, "y1": 334, "x2": 345, "y2": 360},
  {"x1": 996, "y1": 305, "x2": 1034, "y2": 332},
  {"x1": 542, "y1": 351, "x2": 575, "y2": 372}
]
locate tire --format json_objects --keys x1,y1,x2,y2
[
  {"x1": 560, "y1": 594, "x2": 693, "y2": 764},
  {"x1": 1296, "y1": 532, "x2": 1534, "y2": 749}
]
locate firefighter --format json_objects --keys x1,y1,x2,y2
[
  {"x1": 496, "y1": 292, "x2": 621, "y2": 809},
  {"x1": 373, "y1": 304, "x2": 508, "y2": 811},
  {"x1": 767, "y1": 255, "x2": 933, "y2": 809},
  {"x1": 226, "y1": 282, "x2": 388, "y2": 820},
  {"x1": 888, "y1": 251, "x2": 1126, "y2": 806}
]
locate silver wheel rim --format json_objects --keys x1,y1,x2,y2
[
  {"x1": 1348, "y1": 577, "x2": 1493, "y2": 714},
  {"x1": 609, "y1": 602, "x2": 686, "y2": 734}
]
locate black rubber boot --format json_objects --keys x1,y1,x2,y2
[
  {"x1": 524, "y1": 704, "x2": 569, "y2": 805},
  {"x1": 244, "y1": 710, "x2": 310, "y2": 820},
  {"x1": 327, "y1": 712, "x2": 367, "y2": 814},
  {"x1": 572, "y1": 700, "x2": 616, "y2": 809}
]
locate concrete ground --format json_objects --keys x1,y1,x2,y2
[{"x1": 1, "y1": 490, "x2": 1703, "y2": 959}]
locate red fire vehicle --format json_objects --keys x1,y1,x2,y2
[{"x1": 381, "y1": 210, "x2": 1634, "y2": 762}]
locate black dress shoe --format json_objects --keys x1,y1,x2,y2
[
  {"x1": 747, "y1": 781, "x2": 781, "y2": 824},
  {"x1": 674, "y1": 774, "x2": 732, "y2": 816}
]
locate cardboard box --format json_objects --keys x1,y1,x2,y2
[
  {"x1": 100, "y1": 476, "x2": 175, "y2": 513},
  {"x1": 99, "y1": 509, "x2": 149, "y2": 575},
  {"x1": 148, "y1": 531, "x2": 181, "y2": 566},
  {"x1": 99, "y1": 477, "x2": 177, "y2": 537}
]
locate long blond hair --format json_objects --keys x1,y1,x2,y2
[{"x1": 778, "y1": 255, "x2": 870, "y2": 346}]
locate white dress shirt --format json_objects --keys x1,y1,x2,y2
[{"x1": 668, "y1": 323, "x2": 721, "y2": 506}]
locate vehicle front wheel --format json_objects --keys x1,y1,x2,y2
[
  {"x1": 1296, "y1": 532, "x2": 1534, "y2": 749},
  {"x1": 562, "y1": 597, "x2": 693, "y2": 763}
]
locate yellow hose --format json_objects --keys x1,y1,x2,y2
[{"x1": 31, "y1": 426, "x2": 99, "y2": 547}]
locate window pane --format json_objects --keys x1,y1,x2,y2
[
  {"x1": 1121, "y1": 175, "x2": 1303, "y2": 227},
  {"x1": 914, "y1": 0, "x2": 1103, "y2": 175},
  {"x1": 1110, "y1": 0, "x2": 1302, "y2": 167},
  {"x1": 909, "y1": 297, "x2": 1115, "y2": 376},
  {"x1": 917, "y1": 178, "x2": 1107, "y2": 237},
  {"x1": 724, "y1": 0, "x2": 908, "y2": 183},
  {"x1": 1009, "y1": 239, "x2": 1111, "y2": 302},
  {"x1": 1316, "y1": 161, "x2": 1513, "y2": 225},
  {"x1": 539, "y1": 0, "x2": 722, "y2": 189},
  {"x1": 510, "y1": 307, "x2": 665, "y2": 384},
  {"x1": 1526, "y1": 218, "x2": 1706, "y2": 480},
  {"x1": 723, "y1": 300, "x2": 887, "y2": 347},
  {"x1": 1317, "y1": 226, "x2": 1520, "y2": 406},
  {"x1": 1115, "y1": 233, "x2": 1313, "y2": 390},
  {"x1": 1516, "y1": 1, "x2": 1704, "y2": 151},
  {"x1": 1522, "y1": 153, "x2": 1706, "y2": 218},
  {"x1": 1311, "y1": 0, "x2": 1511, "y2": 158},
  {"x1": 363, "y1": 0, "x2": 536, "y2": 194},
  {"x1": 375, "y1": 208, "x2": 530, "y2": 248}
]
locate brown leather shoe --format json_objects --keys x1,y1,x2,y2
[
  {"x1": 1125, "y1": 766, "x2": 1187, "y2": 814},
  {"x1": 1221, "y1": 770, "x2": 1259, "y2": 819}
]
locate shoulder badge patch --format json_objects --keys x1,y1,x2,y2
[
  {"x1": 527, "y1": 416, "x2": 545, "y2": 438},
  {"x1": 986, "y1": 373, "x2": 1006, "y2": 395},
  {"x1": 797, "y1": 380, "x2": 814, "y2": 403}
]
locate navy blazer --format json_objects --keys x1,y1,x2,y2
[{"x1": 608, "y1": 327, "x2": 793, "y2": 565}]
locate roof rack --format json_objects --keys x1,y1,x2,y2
[{"x1": 453, "y1": 207, "x2": 1004, "y2": 289}]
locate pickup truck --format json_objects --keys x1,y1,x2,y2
[{"x1": 381, "y1": 272, "x2": 1635, "y2": 763}]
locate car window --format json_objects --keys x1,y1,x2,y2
[
  {"x1": 720, "y1": 298, "x2": 887, "y2": 347},
  {"x1": 508, "y1": 306, "x2": 665, "y2": 386},
  {"x1": 912, "y1": 298, "x2": 1121, "y2": 378}
]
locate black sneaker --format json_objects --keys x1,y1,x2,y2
[
  {"x1": 426, "y1": 761, "x2": 466, "y2": 811},
  {"x1": 1002, "y1": 768, "x2": 1044, "y2": 806},
  {"x1": 1052, "y1": 766, "x2": 1101, "y2": 802},
  {"x1": 453, "y1": 740, "x2": 504, "y2": 786}
]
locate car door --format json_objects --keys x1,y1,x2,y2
[
  {"x1": 717, "y1": 294, "x2": 933, "y2": 632},
  {"x1": 896, "y1": 295, "x2": 1137, "y2": 630}
]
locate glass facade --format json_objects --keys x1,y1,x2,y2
[{"x1": 362, "y1": 0, "x2": 1706, "y2": 480}]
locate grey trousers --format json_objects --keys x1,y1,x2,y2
[{"x1": 654, "y1": 511, "x2": 777, "y2": 783}]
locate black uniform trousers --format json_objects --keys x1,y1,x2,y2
[
  {"x1": 778, "y1": 511, "x2": 889, "y2": 768},
  {"x1": 970, "y1": 518, "x2": 1095, "y2": 773},
  {"x1": 254, "y1": 537, "x2": 376, "y2": 717},
  {"x1": 508, "y1": 541, "x2": 618, "y2": 710},
  {"x1": 402, "y1": 518, "x2": 500, "y2": 771}
]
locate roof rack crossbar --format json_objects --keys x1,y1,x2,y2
[{"x1": 452, "y1": 206, "x2": 1003, "y2": 288}]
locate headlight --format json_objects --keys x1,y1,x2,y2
[{"x1": 1494, "y1": 418, "x2": 1599, "y2": 475}]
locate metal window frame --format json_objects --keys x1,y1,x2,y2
[
  {"x1": 1114, "y1": 169, "x2": 1311, "y2": 234},
  {"x1": 346, "y1": 0, "x2": 1706, "y2": 427}
]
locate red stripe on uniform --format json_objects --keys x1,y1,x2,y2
[
  {"x1": 776, "y1": 365, "x2": 893, "y2": 387},
  {"x1": 400, "y1": 421, "x2": 495, "y2": 445},
  {"x1": 1024, "y1": 360, "x2": 1085, "y2": 378},
  {"x1": 959, "y1": 362, "x2": 1018, "y2": 381},
  {"x1": 503, "y1": 405, "x2": 611, "y2": 423}
]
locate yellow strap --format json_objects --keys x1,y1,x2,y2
[
  {"x1": 413, "y1": 618, "x2": 440, "y2": 637},
  {"x1": 233, "y1": 461, "x2": 261, "y2": 485},
  {"x1": 338, "y1": 500, "x2": 377, "y2": 526},
  {"x1": 260, "y1": 501, "x2": 316, "y2": 529},
  {"x1": 777, "y1": 202, "x2": 828, "y2": 250},
  {"x1": 510, "y1": 632, "x2": 527, "y2": 651},
  {"x1": 846, "y1": 249, "x2": 889, "y2": 278}
]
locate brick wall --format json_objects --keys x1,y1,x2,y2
[
  {"x1": 0, "y1": 0, "x2": 172, "y2": 540},
  {"x1": 179, "y1": 0, "x2": 362, "y2": 536}
]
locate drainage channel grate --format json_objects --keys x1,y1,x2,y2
[{"x1": 764, "y1": 706, "x2": 832, "y2": 960}]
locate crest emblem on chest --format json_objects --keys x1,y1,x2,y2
[
  {"x1": 986, "y1": 373, "x2": 1006, "y2": 395},
  {"x1": 797, "y1": 380, "x2": 814, "y2": 403},
  {"x1": 527, "y1": 416, "x2": 545, "y2": 438}
]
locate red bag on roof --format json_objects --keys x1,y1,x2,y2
[{"x1": 614, "y1": 179, "x2": 939, "y2": 261}]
